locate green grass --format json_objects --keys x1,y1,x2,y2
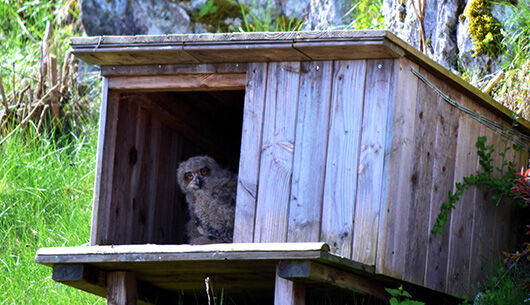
[{"x1": 0, "y1": 121, "x2": 104, "y2": 304}]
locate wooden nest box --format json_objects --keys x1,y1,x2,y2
[{"x1": 36, "y1": 31, "x2": 530, "y2": 305}]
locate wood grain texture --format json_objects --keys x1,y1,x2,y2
[
  {"x1": 445, "y1": 101, "x2": 481, "y2": 296},
  {"x1": 469, "y1": 126, "x2": 501, "y2": 286},
  {"x1": 375, "y1": 58, "x2": 419, "y2": 278},
  {"x1": 107, "y1": 74, "x2": 246, "y2": 91},
  {"x1": 402, "y1": 67, "x2": 438, "y2": 285},
  {"x1": 424, "y1": 80, "x2": 460, "y2": 292},
  {"x1": 71, "y1": 31, "x2": 530, "y2": 134},
  {"x1": 100, "y1": 63, "x2": 247, "y2": 76},
  {"x1": 91, "y1": 79, "x2": 113, "y2": 245},
  {"x1": 288, "y1": 61, "x2": 333, "y2": 242},
  {"x1": 278, "y1": 261, "x2": 388, "y2": 300},
  {"x1": 254, "y1": 62, "x2": 301, "y2": 242},
  {"x1": 351, "y1": 59, "x2": 395, "y2": 266},
  {"x1": 274, "y1": 265, "x2": 306, "y2": 305},
  {"x1": 321, "y1": 60, "x2": 366, "y2": 258},
  {"x1": 107, "y1": 271, "x2": 138, "y2": 305},
  {"x1": 234, "y1": 63, "x2": 268, "y2": 243}
]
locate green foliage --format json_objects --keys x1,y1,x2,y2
[
  {"x1": 385, "y1": 286, "x2": 425, "y2": 305},
  {"x1": 345, "y1": 0, "x2": 385, "y2": 30},
  {"x1": 192, "y1": 0, "x2": 242, "y2": 32},
  {"x1": 432, "y1": 136, "x2": 521, "y2": 235},
  {"x1": 0, "y1": 120, "x2": 103, "y2": 304},
  {"x1": 0, "y1": 0, "x2": 81, "y2": 92},
  {"x1": 238, "y1": 1, "x2": 304, "y2": 32},
  {"x1": 464, "y1": 0, "x2": 503, "y2": 58},
  {"x1": 470, "y1": 264, "x2": 530, "y2": 305},
  {"x1": 499, "y1": 0, "x2": 530, "y2": 68}
]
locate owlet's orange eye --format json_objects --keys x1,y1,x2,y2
[
  {"x1": 185, "y1": 173, "x2": 193, "y2": 181},
  {"x1": 200, "y1": 167, "x2": 210, "y2": 176}
]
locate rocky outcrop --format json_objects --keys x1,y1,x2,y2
[
  {"x1": 382, "y1": 0, "x2": 465, "y2": 71},
  {"x1": 80, "y1": 0, "x2": 192, "y2": 35},
  {"x1": 80, "y1": 0, "x2": 354, "y2": 36}
]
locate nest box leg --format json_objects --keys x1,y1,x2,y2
[
  {"x1": 107, "y1": 271, "x2": 137, "y2": 305},
  {"x1": 274, "y1": 264, "x2": 305, "y2": 305}
]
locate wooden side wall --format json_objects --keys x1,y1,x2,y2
[
  {"x1": 92, "y1": 91, "x2": 187, "y2": 245},
  {"x1": 377, "y1": 58, "x2": 528, "y2": 296},
  {"x1": 234, "y1": 58, "x2": 397, "y2": 265},
  {"x1": 234, "y1": 58, "x2": 528, "y2": 297}
]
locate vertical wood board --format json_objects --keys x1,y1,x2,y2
[
  {"x1": 351, "y1": 59, "x2": 395, "y2": 265},
  {"x1": 254, "y1": 62, "x2": 301, "y2": 243},
  {"x1": 321, "y1": 60, "x2": 367, "y2": 258},
  {"x1": 288, "y1": 61, "x2": 333, "y2": 242},
  {"x1": 107, "y1": 271, "x2": 138, "y2": 305},
  {"x1": 375, "y1": 58, "x2": 419, "y2": 277},
  {"x1": 234, "y1": 63, "x2": 268, "y2": 243},
  {"x1": 424, "y1": 80, "x2": 460, "y2": 292},
  {"x1": 402, "y1": 67, "x2": 439, "y2": 285},
  {"x1": 274, "y1": 265, "x2": 306, "y2": 305},
  {"x1": 445, "y1": 102, "x2": 481, "y2": 296},
  {"x1": 106, "y1": 98, "x2": 139, "y2": 244}
]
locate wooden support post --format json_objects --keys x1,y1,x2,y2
[
  {"x1": 278, "y1": 260, "x2": 389, "y2": 301},
  {"x1": 107, "y1": 271, "x2": 138, "y2": 305},
  {"x1": 274, "y1": 264, "x2": 306, "y2": 305}
]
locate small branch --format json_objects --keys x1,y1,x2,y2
[
  {"x1": 205, "y1": 277, "x2": 216, "y2": 305},
  {"x1": 483, "y1": 70, "x2": 505, "y2": 94},
  {"x1": 0, "y1": 73, "x2": 8, "y2": 113},
  {"x1": 0, "y1": 84, "x2": 58, "y2": 145}
]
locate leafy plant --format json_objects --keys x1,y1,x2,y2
[
  {"x1": 432, "y1": 136, "x2": 521, "y2": 235},
  {"x1": 385, "y1": 286, "x2": 425, "y2": 305},
  {"x1": 342, "y1": 0, "x2": 385, "y2": 30},
  {"x1": 238, "y1": 1, "x2": 305, "y2": 32}
]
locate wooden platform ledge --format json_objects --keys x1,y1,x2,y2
[{"x1": 36, "y1": 243, "x2": 458, "y2": 305}]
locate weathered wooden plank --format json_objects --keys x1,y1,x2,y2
[
  {"x1": 321, "y1": 60, "x2": 366, "y2": 258},
  {"x1": 424, "y1": 80, "x2": 460, "y2": 292},
  {"x1": 100, "y1": 63, "x2": 248, "y2": 76},
  {"x1": 184, "y1": 44, "x2": 310, "y2": 63},
  {"x1": 254, "y1": 62, "x2": 301, "y2": 242},
  {"x1": 52, "y1": 264, "x2": 107, "y2": 297},
  {"x1": 73, "y1": 49, "x2": 199, "y2": 66},
  {"x1": 107, "y1": 74, "x2": 246, "y2": 91},
  {"x1": 274, "y1": 264, "x2": 306, "y2": 305},
  {"x1": 375, "y1": 58, "x2": 418, "y2": 277},
  {"x1": 469, "y1": 125, "x2": 499, "y2": 287},
  {"x1": 445, "y1": 105, "x2": 481, "y2": 296},
  {"x1": 106, "y1": 99, "x2": 138, "y2": 244},
  {"x1": 234, "y1": 62, "x2": 268, "y2": 243},
  {"x1": 37, "y1": 243, "x2": 330, "y2": 257},
  {"x1": 107, "y1": 271, "x2": 138, "y2": 305},
  {"x1": 278, "y1": 261, "x2": 388, "y2": 300},
  {"x1": 127, "y1": 106, "x2": 148, "y2": 244},
  {"x1": 351, "y1": 59, "x2": 395, "y2": 266},
  {"x1": 293, "y1": 41, "x2": 402, "y2": 60},
  {"x1": 288, "y1": 61, "x2": 333, "y2": 242},
  {"x1": 402, "y1": 67, "x2": 438, "y2": 285},
  {"x1": 91, "y1": 79, "x2": 116, "y2": 245}
]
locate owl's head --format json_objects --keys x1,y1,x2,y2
[{"x1": 177, "y1": 155, "x2": 221, "y2": 192}]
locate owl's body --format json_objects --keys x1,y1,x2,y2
[{"x1": 177, "y1": 156, "x2": 237, "y2": 244}]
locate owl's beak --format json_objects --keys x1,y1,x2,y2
[{"x1": 193, "y1": 176, "x2": 202, "y2": 189}]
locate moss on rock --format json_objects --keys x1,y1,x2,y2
[{"x1": 464, "y1": 0, "x2": 503, "y2": 58}]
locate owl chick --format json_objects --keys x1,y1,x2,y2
[{"x1": 177, "y1": 155, "x2": 237, "y2": 244}]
